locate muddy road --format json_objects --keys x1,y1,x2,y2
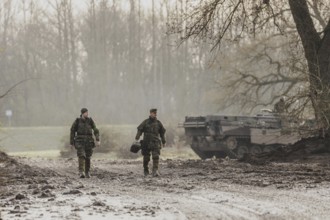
[{"x1": 1, "y1": 152, "x2": 330, "y2": 220}]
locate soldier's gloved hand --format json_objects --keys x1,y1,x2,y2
[
  {"x1": 96, "y1": 141, "x2": 101, "y2": 147},
  {"x1": 162, "y1": 143, "x2": 166, "y2": 148}
]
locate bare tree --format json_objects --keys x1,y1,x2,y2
[
  {"x1": 216, "y1": 36, "x2": 307, "y2": 114},
  {"x1": 169, "y1": 0, "x2": 330, "y2": 134},
  {"x1": 0, "y1": 0, "x2": 224, "y2": 126}
]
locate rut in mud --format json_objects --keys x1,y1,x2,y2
[{"x1": 1, "y1": 141, "x2": 330, "y2": 220}]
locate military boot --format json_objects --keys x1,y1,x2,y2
[
  {"x1": 78, "y1": 157, "x2": 85, "y2": 178},
  {"x1": 85, "y1": 158, "x2": 91, "y2": 178},
  {"x1": 152, "y1": 159, "x2": 160, "y2": 177},
  {"x1": 143, "y1": 159, "x2": 150, "y2": 176}
]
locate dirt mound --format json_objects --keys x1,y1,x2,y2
[
  {"x1": 239, "y1": 137, "x2": 330, "y2": 165},
  {"x1": 0, "y1": 151, "x2": 58, "y2": 193},
  {"x1": 0, "y1": 151, "x2": 16, "y2": 164}
]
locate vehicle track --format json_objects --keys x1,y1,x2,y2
[{"x1": 1, "y1": 157, "x2": 330, "y2": 219}]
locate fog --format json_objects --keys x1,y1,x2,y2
[
  {"x1": 0, "y1": 0, "x2": 223, "y2": 127},
  {"x1": 0, "y1": 0, "x2": 303, "y2": 128}
]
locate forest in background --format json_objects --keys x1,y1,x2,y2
[
  {"x1": 0, "y1": 0, "x2": 221, "y2": 126},
  {"x1": 1, "y1": 0, "x2": 327, "y2": 126}
]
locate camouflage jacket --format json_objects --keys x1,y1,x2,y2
[
  {"x1": 70, "y1": 117, "x2": 100, "y2": 145},
  {"x1": 135, "y1": 117, "x2": 166, "y2": 144},
  {"x1": 274, "y1": 100, "x2": 286, "y2": 113}
]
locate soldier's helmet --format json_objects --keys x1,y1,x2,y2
[{"x1": 130, "y1": 141, "x2": 141, "y2": 153}]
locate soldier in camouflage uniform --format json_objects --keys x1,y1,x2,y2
[
  {"x1": 274, "y1": 97, "x2": 287, "y2": 113},
  {"x1": 135, "y1": 108, "x2": 166, "y2": 177},
  {"x1": 70, "y1": 108, "x2": 100, "y2": 178}
]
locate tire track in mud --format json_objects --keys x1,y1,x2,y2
[
  {"x1": 2, "y1": 157, "x2": 330, "y2": 219},
  {"x1": 76, "y1": 159, "x2": 330, "y2": 220},
  {"x1": 4, "y1": 158, "x2": 259, "y2": 219},
  {"x1": 120, "y1": 183, "x2": 330, "y2": 220},
  {"x1": 1, "y1": 157, "x2": 187, "y2": 219}
]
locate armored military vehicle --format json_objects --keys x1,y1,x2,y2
[{"x1": 182, "y1": 110, "x2": 301, "y2": 159}]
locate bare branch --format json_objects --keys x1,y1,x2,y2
[
  {"x1": 0, "y1": 78, "x2": 35, "y2": 99},
  {"x1": 308, "y1": 0, "x2": 327, "y2": 29}
]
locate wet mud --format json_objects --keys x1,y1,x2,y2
[{"x1": 1, "y1": 140, "x2": 330, "y2": 219}]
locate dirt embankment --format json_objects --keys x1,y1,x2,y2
[
  {"x1": 240, "y1": 137, "x2": 330, "y2": 165},
  {"x1": 1, "y1": 137, "x2": 330, "y2": 219}
]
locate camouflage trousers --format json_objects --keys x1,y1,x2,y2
[
  {"x1": 75, "y1": 140, "x2": 95, "y2": 159},
  {"x1": 141, "y1": 140, "x2": 161, "y2": 163}
]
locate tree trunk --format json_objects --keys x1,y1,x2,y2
[
  {"x1": 289, "y1": 0, "x2": 330, "y2": 135},
  {"x1": 151, "y1": 0, "x2": 157, "y2": 103}
]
